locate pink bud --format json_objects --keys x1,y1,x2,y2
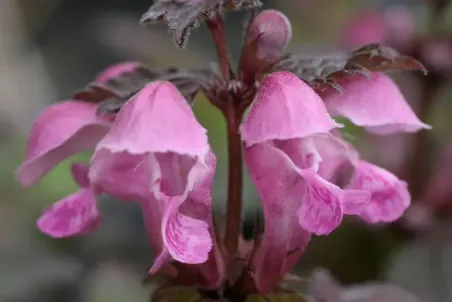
[
  {"x1": 239, "y1": 9, "x2": 292, "y2": 85},
  {"x1": 246, "y1": 9, "x2": 292, "y2": 61}
]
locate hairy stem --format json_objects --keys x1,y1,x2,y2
[
  {"x1": 223, "y1": 101, "x2": 244, "y2": 257},
  {"x1": 206, "y1": 17, "x2": 233, "y2": 81}
]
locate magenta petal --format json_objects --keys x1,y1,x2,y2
[
  {"x1": 97, "y1": 81, "x2": 208, "y2": 157},
  {"x1": 94, "y1": 61, "x2": 141, "y2": 83},
  {"x1": 89, "y1": 150, "x2": 150, "y2": 201},
  {"x1": 297, "y1": 169, "x2": 344, "y2": 235},
  {"x1": 347, "y1": 160, "x2": 411, "y2": 223},
  {"x1": 16, "y1": 101, "x2": 111, "y2": 187},
  {"x1": 240, "y1": 72, "x2": 341, "y2": 146},
  {"x1": 177, "y1": 151, "x2": 225, "y2": 288},
  {"x1": 37, "y1": 188, "x2": 100, "y2": 238},
  {"x1": 140, "y1": 197, "x2": 168, "y2": 274},
  {"x1": 274, "y1": 137, "x2": 322, "y2": 171},
  {"x1": 151, "y1": 152, "x2": 214, "y2": 265},
  {"x1": 162, "y1": 200, "x2": 212, "y2": 264},
  {"x1": 89, "y1": 151, "x2": 170, "y2": 271},
  {"x1": 322, "y1": 73, "x2": 431, "y2": 135},
  {"x1": 311, "y1": 134, "x2": 358, "y2": 182},
  {"x1": 245, "y1": 143, "x2": 311, "y2": 293},
  {"x1": 342, "y1": 189, "x2": 371, "y2": 215}
]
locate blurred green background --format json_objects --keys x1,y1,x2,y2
[{"x1": 1, "y1": 0, "x2": 452, "y2": 301}]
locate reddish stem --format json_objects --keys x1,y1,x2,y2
[
  {"x1": 223, "y1": 101, "x2": 244, "y2": 258},
  {"x1": 206, "y1": 14, "x2": 243, "y2": 257},
  {"x1": 206, "y1": 17, "x2": 233, "y2": 81}
]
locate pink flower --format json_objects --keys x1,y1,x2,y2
[
  {"x1": 90, "y1": 81, "x2": 218, "y2": 281},
  {"x1": 240, "y1": 71, "x2": 412, "y2": 292},
  {"x1": 240, "y1": 71, "x2": 344, "y2": 292},
  {"x1": 321, "y1": 73, "x2": 431, "y2": 135},
  {"x1": 37, "y1": 163, "x2": 101, "y2": 237},
  {"x1": 16, "y1": 64, "x2": 222, "y2": 286}
]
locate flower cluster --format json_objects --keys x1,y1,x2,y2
[{"x1": 15, "y1": 2, "x2": 429, "y2": 299}]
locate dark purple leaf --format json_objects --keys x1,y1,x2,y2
[
  {"x1": 273, "y1": 44, "x2": 426, "y2": 93},
  {"x1": 140, "y1": 0, "x2": 262, "y2": 48},
  {"x1": 73, "y1": 65, "x2": 217, "y2": 115}
]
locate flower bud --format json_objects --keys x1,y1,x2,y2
[{"x1": 239, "y1": 9, "x2": 292, "y2": 85}]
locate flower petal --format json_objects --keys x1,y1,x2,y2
[
  {"x1": 176, "y1": 151, "x2": 225, "y2": 288},
  {"x1": 96, "y1": 81, "x2": 208, "y2": 157},
  {"x1": 310, "y1": 133, "x2": 358, "y2": 183},
  {"x1": 342, "y1": 189, "x2": 371, "y2": 215},
  {"x1": 140, "y1": 196, "x2": 167, "y2": 274},
  {"x1": 16, "y1": 101, "x2": 111, "y2": 187},
  {"x1": 240, "y1": 71, "x2": 341, "y2": 146},
  {"x1": 245, "y1": 142, "x2": 311, "y2": 293},
  {"x1": 322, "y1": 73, "x2": 431, "y2": 135},
  {"x1": 94, "y1": 61, "x2": 141, "y2": 83},
  {"x1": 347, "y1": 160, "x2": 411, "y2": 223},
  {"x1": 37, "y1": 188, "x2": 100, "y2": 238},
  {"x1": 162, "y1": 201, "x2": 212, "y2": 264},
  {"x1": 89, "y1": 150, "x2": 170, "y2": 272},
  {"x1": 89, "y1": 150, "x2": 150, "y2": 201},
  {"x1": 297, "y1": 169, "x2": 344, "y2": 235},
  {"x1": 274, "y1": 137, "x2": 322, "y2": 171},
  {"x1": 150, "y1": 153, "x2": 213, "y2": 265}
]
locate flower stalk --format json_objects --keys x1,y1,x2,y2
[
  {"x1": 206, "y1": 17, "x2": 233, "y2": 81},
  {"x1": 223, "y1": 99, "x2": 245, "y2": 258},
  {"x1": 207, "y1": 13, "x2": 244, "y2": 258}
]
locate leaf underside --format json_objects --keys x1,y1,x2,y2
[
  {"x1": 272, "y1": 43, "x2": 427, "y2": 94},
  {"x1": 140, "y1": 0, "x2": 262, "y2": 48},
  {"x1": 72, "y1": 64, "x2": 217, "y2": 115}
]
